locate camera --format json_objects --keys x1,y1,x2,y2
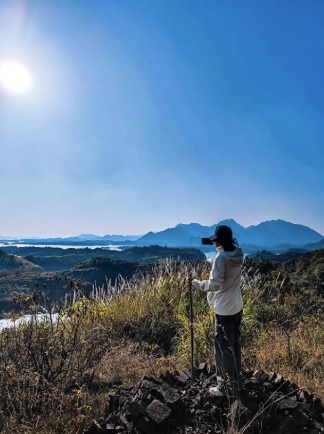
[{"x1": 201, "y1": 237, "x2": 213, "y2": 245}]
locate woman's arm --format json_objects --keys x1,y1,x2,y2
[{"x1": 192, "y1": 255, "x2": 225, "y2": 292}]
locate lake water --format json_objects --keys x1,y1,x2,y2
[
  {"x1": 0, "y1": 313, "x2": 59, "y2": 331},
  {"x1": 0, "y1": 242, "x2": 123, "y2": 251}
]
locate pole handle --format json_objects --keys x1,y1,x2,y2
[{"x1": 188, "y1": 275, "x2": 194, "y2": 386}]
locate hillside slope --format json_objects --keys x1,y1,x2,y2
[
  {"x1": 2, "y1": 245, "x2": 205, "y2": 272},
  {"x1": 0, "y1": 250, "x2": 41, "y2": 272},
  {"x1": 65, "y1": 257, "x2": 140, "y2": 287},
  {"x1": 279, "y1": 249, "x2": 324, "y2": 295}
]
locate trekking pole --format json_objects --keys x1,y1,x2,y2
[{"x1": 188, "y1": 274, "x2": 194, "y2": 386}]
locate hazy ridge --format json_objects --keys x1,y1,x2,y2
[{"x1": 1, "y1": 218, "x2": 323, "y2": 250}]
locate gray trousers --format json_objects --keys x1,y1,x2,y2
[{"x1": 214, "y1": 309, "x2": 242, "y2": 395}]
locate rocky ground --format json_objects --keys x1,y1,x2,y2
[{"x1": 84, "y1": 365, "x2": 324, "y2": 434}]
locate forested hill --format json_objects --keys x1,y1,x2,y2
[
  {"x1": 245, "y1": 248, "x2": 324, "y2": 298},
  {"x1": 279, "y1": 249, "x2": 324, "y2": 295},
  {"x1": 0, "y1": 246, "x2": 205, "y2": 314},
  {"x1": 247, "y1": 248, "x2": 310, "y2": 263},
  {"x1": 1, "y1": 245, "x2": 205, "y2": 272},
  {"x1": 0, "y1": 250, "x2": 41, "y2": 272},
  {"x1": 63, "y1": 257, "x2": 140, "y2": 287}
]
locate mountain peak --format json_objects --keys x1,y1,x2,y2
[
  {"x1": 215, "y1": 219, "x2": 246, "y2": 235},
  {"x1": 217, "y1": 218, "x2": 238, "y2": 224}
]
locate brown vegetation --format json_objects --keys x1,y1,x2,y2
[{"x1": 0, "y1": 251, "x2": 323, "y2": 433}]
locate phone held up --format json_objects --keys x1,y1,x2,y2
[{"x1": 201, "y1": 238, "x2": 214, "y2": 245}]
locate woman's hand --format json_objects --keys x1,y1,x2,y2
[{"x1": 191, "y1": 279, "x2": 201, "y2": 290}]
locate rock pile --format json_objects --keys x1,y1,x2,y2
[{"x1": 84, "y1": 365, "x2": 324, "y2": 434}]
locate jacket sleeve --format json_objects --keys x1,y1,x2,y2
[{"x1": 192, "y1": 255, "x2": 225, "y2": 292}]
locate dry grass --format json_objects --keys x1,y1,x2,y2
[
  {"x1": 98, "y1": 340, "x2": 186, "y2": 387},
  {"x1": 243, "y1": 318, "x2": 324, "y2": 396},
  {"x1": 0, "y1": 257, "x2": 323, "y2": 432}
]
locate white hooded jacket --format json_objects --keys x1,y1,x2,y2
[{"x1": 192, "y1": 245, "x2": 244, "y2": 316}]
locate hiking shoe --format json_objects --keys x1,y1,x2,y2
[
  {"x1": 209, "y1": 385, "x2": 225, "y2": 397},
  {"x1": 216, "y1": 376, "x2": 225, "y2": 385}
]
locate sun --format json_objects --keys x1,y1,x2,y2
[{"x1": 0, "y1": 59, "x2": 33, "y2": 95}]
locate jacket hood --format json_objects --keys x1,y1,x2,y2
[{"x1": 221, "y1": 245, "x2": 244, "y2": 267}]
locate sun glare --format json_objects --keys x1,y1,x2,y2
[{"x1": 0, "y1": 59, "x2": 33, "y2": 95}]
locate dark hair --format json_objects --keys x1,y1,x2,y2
[{"x1": 212, "y1": 225, "x2": 237, "y2": 251}]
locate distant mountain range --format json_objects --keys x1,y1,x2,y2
[
  {"x1": 134, "y1": 219, "x2": 323, "y2": 250},
  {"x1": 1, "y1": 219, "x2": 323, "y2": 251},
  {"x1": 63, "y1": 233, "x2": 140, "y2": 242}
]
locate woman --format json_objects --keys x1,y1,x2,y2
[{"x1": 192, "y1": 225, "x2": 244, "y2": 397}]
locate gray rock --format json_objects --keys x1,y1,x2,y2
[
  {"x1": 125, "y1": 401, "x2": 145, "y2": 422},
  {"x1": 145, "y1": 399, "x2": 172, "y2": 424},
  {"x1": 253, "y1": 369, "x2": 268, "y2": 383},
  {"x1": 84, "y1": 367, "x2": 324, "y2": 434}
]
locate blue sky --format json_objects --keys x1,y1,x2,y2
[{"x1": 0, "y1": 0, "x2": 323, "y2": 237}]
